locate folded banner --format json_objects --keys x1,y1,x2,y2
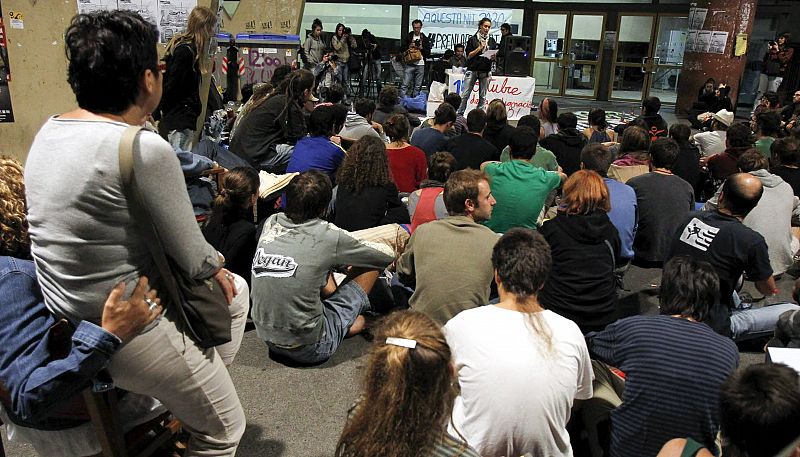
[{"x1": 417, "y1": 7, "x2": 518, "y2": 53}]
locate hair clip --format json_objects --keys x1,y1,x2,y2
[{"x1": 385, "y1": 337, "x2": 417, "y2": 349}]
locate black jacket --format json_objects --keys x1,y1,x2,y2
[
  {"x1": 158, "y1": 43, "x2": 201, "y2": 134},
  {"x1": 444, "y1": 133, "x2": 498, "y2": 170},
  {"x1": 614, "y1": 113, "x2": 669, "y2": 139},
  {"x1": 672, "y1": 144, "x2": 703, "y2": 196},
  {"x1": 483, "y1": 122, "x2": 515, "y2": 157},
  {"x1": 540, "y1": 128, "x2": 588, "y2": 176},
  {"x1": 539, "y1": 211, "x2": 621, "y2": 333},
  {"x1": 400, "y1": 31, "x2": 432, "y2": 61},
  {"x1": 465, "y1": 33, "x2": 497, "y2": 72},
  {"x1": 334, "y1": 183, "x2": 410, "y2": 231},
  {"x1": 229, "y1": 94, "x2": 307, "y2": 167},
  {"x1": 202, "y1": 211, "x2": 257, "y2": 287}
]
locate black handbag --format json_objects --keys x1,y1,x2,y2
[{"x1": 118, "y1": 126, "x2": 232, "y2": 348}]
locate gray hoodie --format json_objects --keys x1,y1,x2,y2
[
  {"x1": 705, "y1": 169, "x2": 800, "y2": 274},
  {"x1": 339, "y1": 113, "x2": 388, "y2": 142}
]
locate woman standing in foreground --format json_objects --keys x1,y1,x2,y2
[{"x1": 24, "y1": 11, "x2": 246, "y2": 455}]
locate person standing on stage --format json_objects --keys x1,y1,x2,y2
[
  {"x1": 457, "y1": 18, "x2": 497, "y2": 116},
  {"x1": 399, "y1": 20, "x2": 432, "y2": 98}
]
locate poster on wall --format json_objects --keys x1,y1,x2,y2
[
  {"x1": 76, "y1": 0, "x2": 196, "y2": 43},
  {"x1": 685, "y1": 30, "x2": 697, "y2": 53},
  {"x1": 709, "y1": 31, "x2": 729, "y2": 54},
  {"x1": 0, "y1": 0, "x2": 15, "y2": 122},
  {"x1": 416, "y1": 7, "x2": 519, "y2": 53},
  {"x1": 696, "y1": 30, "x2": 713, "y2": 53}
]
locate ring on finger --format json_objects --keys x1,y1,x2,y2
[
  {"x1": 145, "y1": 297, "x2": 158, "y2": 312},
  {"x1": 225, "y1": 273, "x2": 233, "y2": 280}
]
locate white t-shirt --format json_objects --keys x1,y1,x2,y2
[
  {"x1": 693, "y1": 130, "x2": 727, "y2": 157},
  {"x1": 444, "y1": 306, "x2": 593, "y2": 457}
]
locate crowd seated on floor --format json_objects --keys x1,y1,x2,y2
[{"x1": 2, "y1": 8, "x2": 800, "y2": 457}]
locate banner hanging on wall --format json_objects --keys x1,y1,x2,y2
[
  {"x1": 0, "y1": 0, "x2": 15, "y2": 122},
  {"x1": 417, "y1": 7, "x2": 518, "y2": 53}
]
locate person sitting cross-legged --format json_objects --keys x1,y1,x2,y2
[
  {"x1": 287, "y1": 103, "x2": 349, "y2": 183},
  {"x1": 705, "y1": 151, "x2": 800, "y2": 276},
  {"x1": 251, "y1": 170, "x2": 396, "y2": 364},
  {"x1": 443, "y1": 108, "x2": 498, "y2": 170},
  {"x1": 628, "y1": 138, "x2": 695, "y2": 267},
  {"x1": 396, "y1": 169, "x2": 499, "y2": 325},
  {"x1": 584, "y1": 256, "x2": 739, "y2": 457},
  {"x1": 499, "y1": 114, "x2": 560, "y2": 171},
  {"x1": 410, "y1": 102, "x2": 456, "y2": 157},
  {"x1": 444, "y1": 228, "x2": 593, "y2": 457},
  {"x1": 407, "y1": 151, "x2": 456, "y2": 232},
  {"x1": 666, "y1": 173, "x2": 800, "y2": 340},
  {"x1": 481, "y1": 126, "x2": 566, "y2": 233},
  {"x1": 580, "y1": 144, "x2": 638, "y2": 268},
  {"x1": 539, "y1": 170, "x2": 621, "y2": 334},
  {"x1": 539, "y1": 112, "x2": 588, "y2": 176}
]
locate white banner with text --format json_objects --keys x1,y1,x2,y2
[
  {"x1": 427, "y1": 74, "x2": 535, "y2": 120},
  {"x1": 417, "y1": 7, "x2": 518, "y2": 53}
]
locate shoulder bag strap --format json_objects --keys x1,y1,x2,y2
[{"x1": 118, "y1": 126, "x2": 193, "y2": 332}]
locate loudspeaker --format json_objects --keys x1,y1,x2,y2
[{"x1": 504, "y1": 36, "x2": 531, "y2": 77}]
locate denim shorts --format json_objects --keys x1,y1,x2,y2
[{"x1": 267, "y1": 280, "x2": 370, "y2": 364}]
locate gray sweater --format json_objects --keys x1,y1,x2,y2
[
  {"x1": 251, "y1": 213, "x2": 394, "y2": 346},
  {"x1": 704, "y1": 169, "x2": 800, "y2": 275},
  {"x1": 25, "y1": 118, "x2": 220, "y2": 323}
]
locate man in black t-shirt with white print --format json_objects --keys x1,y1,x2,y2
[{"x1": 667, "y1": 173, "x2": 800, "y2": 340}]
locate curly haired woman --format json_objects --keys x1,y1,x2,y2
[
  {"x1": 333, "y1": 136, "x2": 410, "y2": 231},
  {"x1": 0, "y1": 156, "x2": 30, "y2": 260}
]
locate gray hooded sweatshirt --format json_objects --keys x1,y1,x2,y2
[
  {"x1": 339, "y1": 113, "x2": 388, "y2": 142},
  {"x1": 705, "y1": 169, "x2": 800, "y2": 274}
]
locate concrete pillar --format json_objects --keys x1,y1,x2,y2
[{"x1": 675, "y1": 0, "x2": 758, "y2": 116}]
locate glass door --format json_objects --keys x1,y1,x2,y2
[
  {"x1": 531, "y1": 13, "x2": 568, "y2": 95},
  {"x1": 564, "y1": 14, "x2": 605, "y2": 98},
  {"x1": 611, "y1": 14, "x2": 689, "y2": 104},
  {"x1": 531, "y1": 12, "x2": 605, "y2": 98},
  {"x1": 649, "y1": 15, "x2": 689, "y2": 104},
  {"x1": 611, "y1": 14, "x2": 655, "y2": 102}
]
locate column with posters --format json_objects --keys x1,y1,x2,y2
[
  {"x1": 417, "y1": 7, "x2": 520, "y2": 53},
  {"x1": 0, "y1": 0, "x2": 14, "y2": 122}
]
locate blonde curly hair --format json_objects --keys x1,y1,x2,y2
[{"x1": 0, "y1": 156, "x2": 30, "y2": 259}]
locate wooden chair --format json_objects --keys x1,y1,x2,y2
[{"x1": 83, "y1": 389, "x2": 180, "y2": 457}]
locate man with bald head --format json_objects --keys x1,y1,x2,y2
[{"x1": 667, "y1": 173, "x2": 800, "y2": 340}]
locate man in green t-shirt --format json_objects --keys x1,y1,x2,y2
[
  {"x1": 481, "y1": 126, "x2": 566, "y2": 233},
  {"x1": 499, "y1": 114, "x2": 559, "y2": 170},
  {"x1": 754, "y1": 111, "x2": 781, "y2": 159}
]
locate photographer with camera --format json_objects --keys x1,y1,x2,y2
[
  {"x1": 332, "y1": 24, "x2": 357, "y2": 102},
  {"x1": 360, "y1": 29, "x2": 383, "y2": 97},
  {"x1": 756, "y1": 32, "x2": 794, "y2": 104},
  {"x1": 457, "y1": 17, "x2": 497, "y2": 116},
  {"x1": 313, "y1": 48, "x2": 343, "y2": 102},
  {"x1": 400, "y1": 20, "x2": 431, "y2": 98}
]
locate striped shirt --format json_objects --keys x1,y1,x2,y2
[{"x1": 586, "y1": 315, "x2": 739, "y2": 457}]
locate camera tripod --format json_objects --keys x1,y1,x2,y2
[{"x1": 358, "y1": 47, "x2": 382, "y2": 99}]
